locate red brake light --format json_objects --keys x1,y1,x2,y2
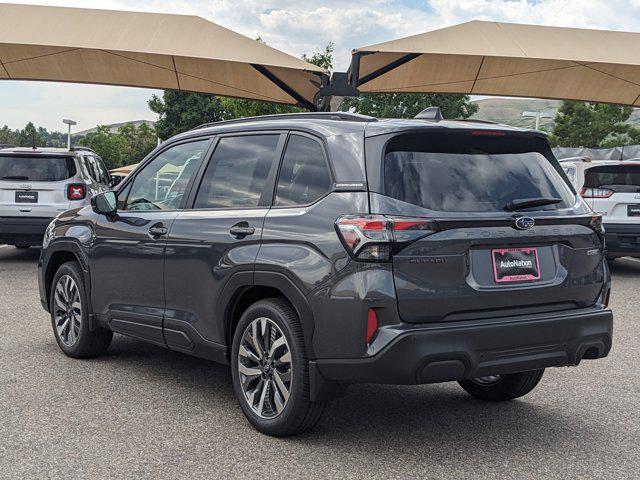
[
  {"x1": 581, "y1": 187, "x2": 613, "y2": 198},
  {"x1": 471, "y1": 130, "x2": 506, "y2": 137},
  {"x1": 67, "y1": 183, "x2": 86, "y2": 200},
  {"x1": 366, "y1": 309, "x2": 378, "y2": 344},
  {"x1": 335, "y1": 215, "x2": 436, "y2": 262}
]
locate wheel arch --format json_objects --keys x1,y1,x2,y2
[
  {"x1": 221, "y1": 271, "x2": 316, "y2": 361},
  {"x1": 41, "y1": 240, "x2": 97, "y2": 329}
]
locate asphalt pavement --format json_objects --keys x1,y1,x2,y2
[{"x1": 0, "y1": 244, "x2": 638, "y2": 479}]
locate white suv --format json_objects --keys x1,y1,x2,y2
[
  {"x1": 0, "y1": 147, "x2": 111, "y2": 248},
  {"x1": 561, "y1": 156, "x2": 640, "y2": 259}
]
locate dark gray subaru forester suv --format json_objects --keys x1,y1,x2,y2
[{"x1": 38, "y1": 111, "x2": 613, "y2": 436}]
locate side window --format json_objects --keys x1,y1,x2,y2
[
  {"x1": 82, "y1": 156, "x2": 98, "y2": 182},
  {"x1": 93, "y1": 156, "x2": 111, "y2": 185},
  {"x1": 84, "y1": 155, "x2": 110, "y2": 185},
  {"x1": 194, "y1": 135, "x2": 280, "y2": 209},
  {"x1": 117, "y1": 181, "x2": 132, "y2": 210},
  {"x1": 563, "y1": 166, "x2": 577, "y2": 186},
  {"x1": 275, "y1": 135, "x2": 331, "y2": 206},
  {"x1": 125, "y1": 140, "x2": 208, "y2": 211}
]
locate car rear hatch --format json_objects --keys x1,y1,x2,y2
[
  {"x1": 366, "y1": 130, "x2": 606, "y2": 323},
  {"x1": 581, "y1": 163, "x2": 640, "y2": 224},
  {"x1": 0, "y1": 154, "x2": 75, "y2": 217}
]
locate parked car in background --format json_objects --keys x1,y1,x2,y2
[
  {"x1": 109, "y1": 163, "x2": 139, "y2": 187},
  {"x1": 39, "y1": 111, "x2": 612, "y2": 436},
  {"x1": 561, "y1": 157, "x2": 640, "y2": 259},
  {"x1": 0, "y1": 146, "x2": 111, "y2": 248}
]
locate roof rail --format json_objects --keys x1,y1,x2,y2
[
  {"x1": 70, "y1": 146, "x2": 96, "y2": 154},
  {"x1": 192, "y1": 112, "x2": 378, "y2": 130},
  {"x1": 559, "y1": 156, "x2": 591, "y2": 163}
]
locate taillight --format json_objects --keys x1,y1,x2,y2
[
  {"x1": 366, "y1": 309, "x2": 378, "y2": 344},
  {"x1": 603, "y1": 288, "x2": 611, "y2": 308},
  {"x1": 581, "y1": 187, "x2": 613, "y2": 198},
  {"x1": 470, "y1": 130, "x2": 506, "y2": 137},
  {"x1": 335, "y1": 215, "x2": 436, "y2": 262},
  {"x1": 67, "y1": 183, "x2": 86, "y2": 200}
]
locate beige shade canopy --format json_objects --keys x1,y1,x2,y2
[
  {"x1": 353, "y1": 21, "x2": 640, "y2": 106},
  {"x1": 0, "y1": 3, "x2": 326, "y2": 109}
]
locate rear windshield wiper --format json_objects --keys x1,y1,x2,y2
[
  {"x1": 505, "y1": 197, "x2": 562, "y2": 211},
  {"x1": 1, "y1": 175, "x2": 29, "y2": 180}
]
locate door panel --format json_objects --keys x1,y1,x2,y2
[
  {"x1": 164, "y1": 208, "x2": 268, "y2": 348},
  {"x1": 90, "y1": 210, "x2": 179, "y2": 329},
  {"x1": 162, "y1": 133, "x2": 284, "y2": 353},
  {"x1": 89, "y1": 138, "x2": 211, "y2": 335}
]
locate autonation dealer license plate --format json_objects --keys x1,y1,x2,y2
[
  {"x1": 492, "y1": 247, "x2": 541, "y2": 283},
  {"x1": 15, "y1": 191, "x2": 38, "y2": 203}
]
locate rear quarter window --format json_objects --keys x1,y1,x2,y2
[
  {"x1": 0, "y1": 155, "x2": 76, "y2": 182},
  {"x1": 382, "y1": 133, "x2": 575, "y2": 213}
]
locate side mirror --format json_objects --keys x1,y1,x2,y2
[{"x1": 91, "y1": 191, "x2": 117, "y2": 216}]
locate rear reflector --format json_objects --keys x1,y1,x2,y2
[
  {"x1": 366, "y1": 309, "x2": 378, "y2": 344},
  {"x1": 67, "y1": 183, "x2": 86, "y2": 200}
]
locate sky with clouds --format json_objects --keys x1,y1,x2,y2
[{"x1": 2, "y1": 0, "x2": 640, "y2": 131}]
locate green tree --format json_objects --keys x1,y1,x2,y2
[
  {"x1": 0, "y1": 125, "x2": 19, "y2": 146},
  {"x1": 18, "y1": 122, "x2": 40, "y2": 147},
  {"x1": 550, "y1": 101, "x2": 632, "y2": 147},
  {"x1": 340, "y1": 93, "x2": 478, "y2": 119},
  {"x1": 148, "y1": 91, "x2": 229, "y2": 140},
  {"x1": 148, "y1": 43, "x2": 334, "y2": 138},
  {"x1": 78, "y1": 123, "x2": 157, "y2": 169},
  {"x1": 302, "y1": 42, "x2": 334, "y2": 71}
]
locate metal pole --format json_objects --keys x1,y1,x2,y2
[{"x1": 63, "y1": 119, "x2": 77, "y2": 150}]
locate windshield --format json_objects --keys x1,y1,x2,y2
[
  {"x1": 0, "y1": 155, "x2": 76, "y2": 182},
  {"x1": 383, "y1": 134, "x2": 575, "y2": 213}
]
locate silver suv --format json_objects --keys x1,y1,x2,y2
[{"x1": 0, "y1": 146, "x2": 111, "y2": 248}]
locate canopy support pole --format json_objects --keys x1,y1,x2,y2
[
  {"x1": 357, "y1": 52, "x2": 421, "y2": 87},
  {"x1": 251, "y1": 64, "x2": 317, "y2": 111}
]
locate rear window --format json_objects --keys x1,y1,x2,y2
[
  {"x1": 584, "y1": 165, "x2": 640, "y2": 192},
  {"x1": 383, "y1": 133, "x2": 575, "y2": 212},
  {"x1": 0, "y1": 155, "x2": 76, "y2": 182}
]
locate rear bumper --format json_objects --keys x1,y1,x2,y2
[
  {"x1": 0, "y1": 216, "x2": 52, "y2": 246},
  {"x1": 315, "y1": 307, "x2": 613, "y2": 385},
  {"x1": 605, "y1": 223, "x2": 640, "y2": 257}
]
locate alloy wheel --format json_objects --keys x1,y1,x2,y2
[
  {"x1": 237, "y1": 317, "x2": 292, "y2": 419},
  {"x1": 53, "y1": 275, "x2": 82, "y2": 347}
]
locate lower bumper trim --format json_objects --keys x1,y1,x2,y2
[{"x1": 316, "y1": 307, "x2": 613, "y2": 385}]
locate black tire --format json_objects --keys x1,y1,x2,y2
[
  {"x1": 458, "y1": 369, "x2": 544, "y2": 402},
  {"x1": 50, "y1": 261, "x2": 112, "y2": 358},
  {"x1": 231, "y1": 298, "x2": 325, "y2": 437}
]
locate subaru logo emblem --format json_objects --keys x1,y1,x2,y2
[{"x1": 515, "y1": 217, "x2": 535, "y2": 230}]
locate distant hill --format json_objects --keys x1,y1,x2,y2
[
  {"x1": 75, "y1": 120, "x2": 156, "y2": 137},
  {"x1": 471, "y1": 98, "x2": 640, "y2": 129}
]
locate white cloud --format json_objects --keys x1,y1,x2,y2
[{"x1": 2, "y1": 0, "x2": 640, "y2": 131}]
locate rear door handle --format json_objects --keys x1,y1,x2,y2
[
  {"x1": 148, "y1": 225, "x2": 168, "y2": 237},
  {"x1": 230, "y1": 226, "x2": 255, "y2": 236}
]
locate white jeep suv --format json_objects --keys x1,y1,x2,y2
[
  {"x1": 0, "y1": 147, "x2": 111, "y2": 248},
  {"x1": 561, "y1": 156, "x2": 640, "y2": 259}
]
